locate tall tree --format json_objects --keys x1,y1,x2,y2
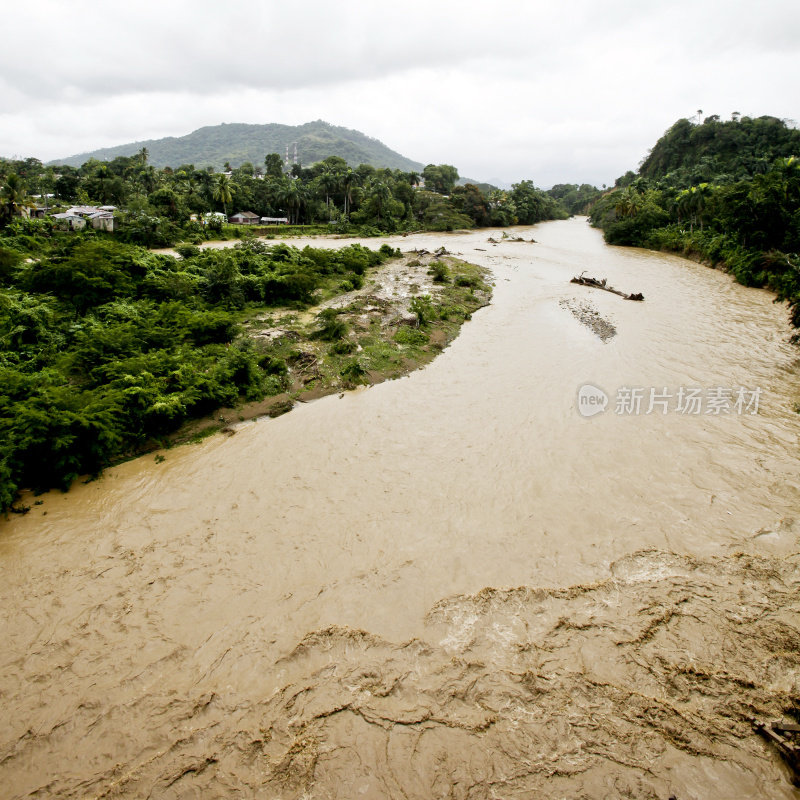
[
  {"x1": 341, "y1": 169, "x2": 360, "y2": 218},
  {"x1": 317, "y1": 169, "x2": 340, "y2": 218},
  {"x1": 0, "y1": 173, "x2": 29, "y2": 227},
  {"x1": 366, "y1": 179, "x2": 392, "y2": 223},
  {"x1": 422, "y1": 164, "x2": 459, "y2": 195},
  {"x1": 213, "y1": 174, "x2": 233, "y2": 218},
  {"x1": 264, "y1": 153, "x2": 284, "y2": 178}
]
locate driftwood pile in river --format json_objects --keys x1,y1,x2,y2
[
  {"x1": 571, "y1": 273, "x2": 644, "y2": 301},
  {"x1": 413, "y1": 246, "x2": 452, "y2": 257}
]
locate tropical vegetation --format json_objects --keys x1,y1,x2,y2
[
  {"x1": 0, "y1": 218, "x2": 412, "y2": 510},
  {"x1": 589, "y1": 114, "x2": 800, "y2": 330},
  {"x1": 1, "y1": 151, "x2": 566, "y2": 247}
]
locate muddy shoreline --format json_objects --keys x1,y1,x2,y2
[{"x1": 164, "y1": 249, "x2": 492, "y2": 449}]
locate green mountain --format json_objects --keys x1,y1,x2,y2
[{"x1": 50, "y1": 120, "x2": 425, "y2": 172}]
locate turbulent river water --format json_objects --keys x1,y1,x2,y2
[{"x1": 3, "y1": 218, "x2": 800, "y2": 799}]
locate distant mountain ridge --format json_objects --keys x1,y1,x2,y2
[{"x1": 50, "y1": 120, "x2": 425, "y2": 172}]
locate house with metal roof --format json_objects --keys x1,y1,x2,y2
[
  {"x1": 229, "y1": 211, "x2": 260, "y2": 225},
  {"x1": 51, "y1": 213, "x2": 87, "y2": 230}
]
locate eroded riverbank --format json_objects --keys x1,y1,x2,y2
[
  {"x1": 174, "y1": 248, "x2": 491, "y2": 443},
  {"x1": 2, "y1": 219, "x2": 800, "y2": 799}
]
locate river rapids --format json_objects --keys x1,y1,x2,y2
[{"x1": 2, "y1": 218, "x2": 800, "y2": 799}]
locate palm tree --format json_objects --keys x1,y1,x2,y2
[
  {"x1": 197, "y1": 167, "x2": 215, "y2": 204},
  {"x1": 1, "y1": 173, "x2": 29, "y2": 224},
  {"x1": 341, "y1": 168, "x2": 360, "y2": 219},
  {"x1": 671, "y1": 189, "x2": 690, "y2": 224},
  {"x1": 614, "y1": 186, "x2": 643, "y2": 218},
  {"x1": 139, "y1": 147, "x2": 149, "y2": 166},
  {"x1": 281, "y1": 179, "x2": 307, "y2": 224},
  {"x1": 136, "y1": 165, "x2": 158, "y2": 195},
  {"x1": 692, "y1": 183, "x2": 712, "y2": 230},
  {"x1": 213, "y1": 174, "x2": 233, "y2": 218},
  {"x1": 367, "y1": 179, "x2": 392, "y2": 223},
  {"x1": 317, "y1": 168, "x2": 339, "y2": 219},
  {"x1": 180, "y1": 172, "x2": 197, "y2": 200}
]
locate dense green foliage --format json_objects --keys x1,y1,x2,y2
[
  {"x1": 1, "y1": 151, "x2": 564, "y2": 243},
  {"x1": 590, "y1": 115, "x2": 800, "y2": 330},
  {"x1": 546, "y1": 183, "x2": 604, "y2": 215},
  {"x1": 639, "y1": 115, "x2": 800, "y2": 184},
  {"x1": 0, "y1": 224, "x2": 394, "y2": 510},
  {"x1": 50, "y1": 121, "x2": 425, "y2": 173}
]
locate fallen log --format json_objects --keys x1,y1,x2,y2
[
  {"x1": 571, "y1": 272, "x2": 644, "y2": 301},
  {"x1": 755, "y1": 720, "x2": 800, "y2": 785}
]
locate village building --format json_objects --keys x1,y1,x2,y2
[
  {"x1": 55, "y1": 205, "x2": 118, "y2": 231},
  {"x1": 87, "y1": 211, "x2": 117, "y2": 232},
  {"x1": 50, "y1": 212, "x2": 87, "y2": 231},
  {"x1": 229, "y1": 210, "x2": 260, "y2": 225},
  {"x1": 261, "y1": 216, "x2": 289, "y2": 224},
  {"x1": 198, "y1": 211, "x2": 227, "y2": 225},
  {"x1": 65, "y1": 205, "x2": 104, "y2": 217}
]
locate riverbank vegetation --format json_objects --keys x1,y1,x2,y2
[
  {"x1": 0, "y1": 220, "x2": 490, "y2": 512},
  {"x1": 589, "y1": 115, "x2": 800, "y2": 330}
]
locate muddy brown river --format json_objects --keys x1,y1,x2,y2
[{"x1": 2, "y1": 218, "x2": 800, "y2": 799}]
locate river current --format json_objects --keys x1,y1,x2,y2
[{"x1": 2, "y1": 218, "x2": 800, "y2": 798}]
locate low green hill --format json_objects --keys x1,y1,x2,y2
[
  {"x1": 639, "y1": 114, "x2": 800, "y2": 184},
  {"x1": 589, "y1": 114, "x2": 800, "y2": 332},
  {"x1": 50, "y1": 120, "x2": 424, "y2": 172}
]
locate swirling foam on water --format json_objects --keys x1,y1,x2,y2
[{"x1": 2, "y1": 219, "x2": 800, "y2": 798}]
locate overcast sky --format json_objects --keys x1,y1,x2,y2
[{"x1": 2, "y1": 0, "x2": 798, "y2": 187}]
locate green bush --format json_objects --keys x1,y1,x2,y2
[
  {"x1": 409, "y1": 294, "x2": 435, "y2": 326},
  {"x1": 330, "y1": 338, "x2": 357, "y2": 354},
  {"x1": 394, "y1": 326, "x2": 429, "y2": 345},
  {"x1": 312, "y1": 308, "x2": 348, "y2": 341},
  {"x1": 340, "y1": 358, "x2": 367, "y2": 386},
  {"x1": 428, "y1": 261, "x2": 449, "y2": 283}
]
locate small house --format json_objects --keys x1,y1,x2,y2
[
  {"x1": 51, "y1": 213, "x2": 87, "y2": 231},
  {"x1": 200, "y1": 212, "x2": 227, "y2": 225},
  {"x1": 88, "y1": 211, "x2": 117, "y2": 232},
  {"x1": 229, "y1": 211, "x2": 261, "y2": 225},
  {"x1": 66, "y1": 205, "x2": 102, "y2": 217},
  {"x1": 58, "y1": 205, "x2": 117, "y2": 232}
]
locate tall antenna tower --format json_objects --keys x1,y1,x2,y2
[
  {"x1": 284, "y1": 144, "x2": 289, "y2": 167},
  {"x1": 293, "y1": 142, "x2": 298, "y2": 164}
]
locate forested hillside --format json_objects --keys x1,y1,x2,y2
[
  {"x1": 639, "y1": 115, "x2": 800, "y2": 183},
  {"x1": 50, "y1": 121, "x2": 425, "y2": 173},
  {"x1": 590, "y1": 115, "x2": 800, "y2": 330}
]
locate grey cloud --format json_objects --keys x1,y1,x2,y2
[{"x1": 1, "y1": 0, "x2": 798, "y2": 186}]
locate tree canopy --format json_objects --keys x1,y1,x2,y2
[{"x1": 588, "y1": 115, "x2": 800, "y2": 331}]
